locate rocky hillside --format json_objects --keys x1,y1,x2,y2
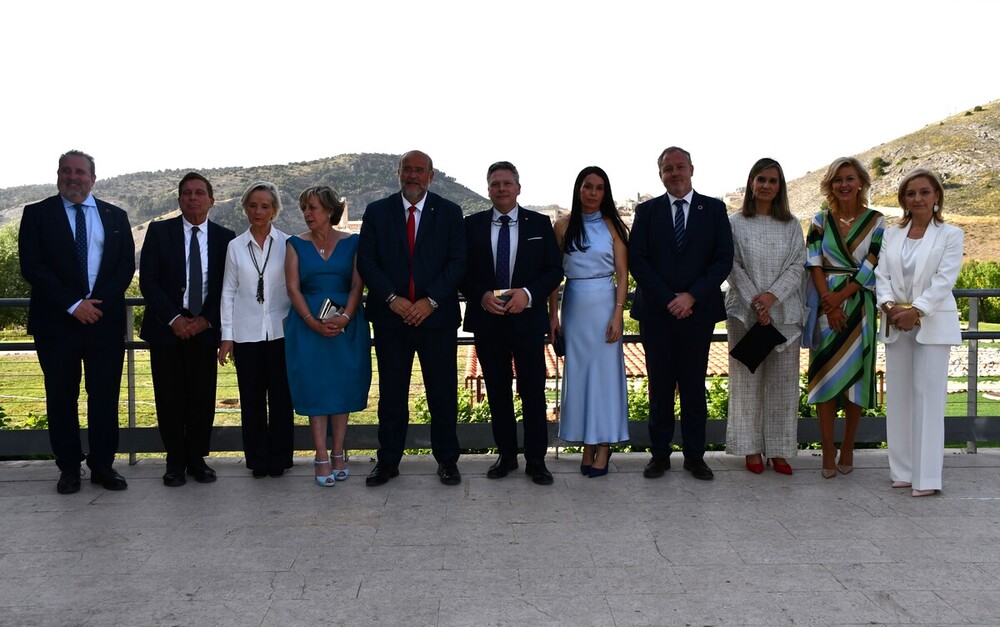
[
  {"x1": 0, "y1": 153, "x2": 491, "y2": 237},
  {"x1": 786, "y1": 99, "x2": 1000, "y2": 260}
]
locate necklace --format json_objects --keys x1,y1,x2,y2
[
  {"x1": 314, "y1": 230, "x2": 333, "y2": 255},
  {"x1": 838, "y1": 214, "x2": 857, "y2": 226},
  {"x1": 247, "y1": 238, "x2": 273, "y2": 304}
]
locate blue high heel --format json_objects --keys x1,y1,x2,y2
[
  {"x1": 587, "y1": 446, "x2": 612, "y2": 478},
  {"x1": 331, "y1": 453, "x2": 350, "y2": 481},
  {"x1": 314, "y1": 458, "x2": 336, "y2": 487}
]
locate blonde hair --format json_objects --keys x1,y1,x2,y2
[
  {"x1": 820, "y1": 156, "x2": 870, "y2": 211},
  {"x1": 298, "y1": 186, "x2": 347, "y2": 224}
]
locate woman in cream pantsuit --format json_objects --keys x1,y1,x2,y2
[{"x1": 875, "y1": 169, "x2": 963, "y2": 497}]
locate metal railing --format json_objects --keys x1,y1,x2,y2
[{"x1": 2, "y1": 290, "x2": 999, "y2": 461}]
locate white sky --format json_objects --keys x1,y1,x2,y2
[{"x1": 4, "y1": 0, "x2": 998, "y2": 206}]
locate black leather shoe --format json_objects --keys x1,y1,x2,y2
[
  {"x1": 187, "y1": 461, "x2": 217, "y2": 484},
  {"x1": 683, "y1": 458, "x2": 714, "y2": 481},
  {"x1": 643, "y1": 456, "x2": 671, "y2": 478},
  {"x1": 163, "y1": 467, "x2": 187, "y2": 487},
  {"x1": 437, "y1": 462, "x2": 462, "y2": 486},
  {"x1": 268, "y1": 468, "x2": 285, "y2": 478},
  {"x1": 91, "y1": 467, "x2": 128, "y2": 491},
  {"x1": 486, "y1": 455, "x2": 518, "y2": 479},
  {"x1": 525, "y1": 459, "x2": 554, "y2": 485},
  {"x1": 56, "y1": 469, "x2": 81, "y2": 494},
  {"x1": 365, "y1": 462, "x2": 399, "y2": 486},
  {"x1": 251, "y1": 469, "x2": 268, "y2": 478}
]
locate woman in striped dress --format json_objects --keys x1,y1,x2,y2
[{"x1": 806, "y1": 157, "x2": 885, "y2": 479}]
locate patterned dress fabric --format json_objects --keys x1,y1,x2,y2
[{"x1": 805, "y1": 209, "x2": 885, "y2": 407}]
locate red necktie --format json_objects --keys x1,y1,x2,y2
[{"x1": 407, "y1": 206, "x2": 416, "y2": 301}]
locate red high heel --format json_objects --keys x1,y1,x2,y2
[
  {"x1": 745, "y1": 455, "x2": 764, "y2": 474},
  {"x1": 769, "y1": 458, "x2": 793, "y2": 475}
]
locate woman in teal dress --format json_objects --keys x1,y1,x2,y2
[
  {"x1": 285, "y1": 186, "x2": 371, "y2": 487},
  {"x1": 806, "y1": 157, "x2": 885, "y2": 479}
]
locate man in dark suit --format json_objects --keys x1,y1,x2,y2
[
  {"x1": 357, "y1": 150, "x2": 467, "y2": 486},
  {"x1": 139, "y1": 172, "x2": 235, "y2": 487},
  {"x1": 629, "y1": 147, "x2": 733, "y2": 481},
  {"x1": 19, "y1": 150, "x2": 135, "y2": 494},
  {"x1": 462, "y1": 162, "x2": 563, "y2": 484}
]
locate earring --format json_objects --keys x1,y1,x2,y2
[{"x1": 933, "y1": 204, "x2": 939, "y2": 213}]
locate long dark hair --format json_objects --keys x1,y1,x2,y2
[{"x1": 563, "y1": 166, "x2": 629, "y2": 254}]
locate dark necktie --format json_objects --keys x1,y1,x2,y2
[
  {"x1": 407, "y1": 206, "x2": 416, "y2": 301},
  {"x1": 189, "y1": 226, "x2": 203, "y2": 316},
  {"x1": 73, "y1": 203, "x2": 89, "y2": 289},
  {"x1": 673, "y1": 199, "x2": 686, "y2": 250},
  {"x1": 495, "y1": 215, "x2": 511, "y2": 290}
]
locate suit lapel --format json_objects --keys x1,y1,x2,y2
[
  {"x1": 510, "y1": 210, "x2": 530, "y2": 282},
  {"x1": 414, "y1": 194, "x2": 435, "y2": 253}
]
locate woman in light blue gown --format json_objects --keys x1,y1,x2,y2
[{"x1": 549, "y1": 166, "x2": 630, "y2": 478}]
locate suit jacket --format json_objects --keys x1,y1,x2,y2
[
  {"x1": 629, "y1": 191, "x2": 734, "y2": 324},
  {"x1": 875, "y1": 221, "x2": 963, "y2": 345},
  {"x1": 461, "y1": 207, "x2": 563, "y2": 336},
  {"x1": 19, "y1": 195, "x2": 135, "y2": 338},
  {"x1": 139, "y1": 216, "x2": 235, "y2": 346},
  {"x1": 357, "y1": 191, "x2": 466, "y2": 330}
]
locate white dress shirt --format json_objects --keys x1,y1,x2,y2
[
  {"x1": 62, "y1": 193, "x2": 105, "y2": 310},
  {"x1": 182, "y1": 216, "x2": 210, "y2": 311},
  {"x1": 220, "y1": 226, "x2": 291, "y2": 343}
]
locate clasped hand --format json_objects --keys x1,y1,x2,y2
[
  {"x1": 750, "y1": 292, "x2": 776, "y2": 326},
  {"x1": 482, "y1": 289, "x2": 528, "y2": 315},
  {"x1": 887, "y1": 306, "x2": 920, "y2": 332},
  {"x1": 170, "y1": 315, "x2": 210, "y2": 340},
  {"x1": 72, "y1": 299, "x2": 103, "y2": 324},
  {"x1": 392, "y1": 296, "x2": 434, "y2": 326},
  {"x1": 667, "y1": 292, "x2": 694, "y2": 319}
]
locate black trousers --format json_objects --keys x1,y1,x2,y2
[
  {"x1": 149, "y1": 337, "x2": 218, "y2": 469},
  {"x1": 640, "y1": 317, "x2": 714, "y2": 460},
  {"x1": 233, "y1": 339, "x2": 294, "y2": 472},
  {"x1": 35, "y1": 330, "x2": 124, "y2": 472},
  {"x1": 474, "y1": 323, "x2": 549, "y2": 461},
  {"x1": 372, "y1": 324, "x2": 459, "y2": 465}
]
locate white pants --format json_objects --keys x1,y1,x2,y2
[{"x1": 885, "y1": 332, "x2": 949, "y2": 491}]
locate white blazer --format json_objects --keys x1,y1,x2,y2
[{"x1": 875, "y1": 220, "x2": 963, "y2": 345}]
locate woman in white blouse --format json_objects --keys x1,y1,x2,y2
[
  {"x1": 219, "y1": 182, "x2": 294, "y2": 478},
  {"x1": 875, "y1": 169, "x2": 963, "y2": 497},
  {"x1": 725, "y1": 158, "x2": 806, "y2": 475}
]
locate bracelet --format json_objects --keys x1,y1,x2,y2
[
  {"x1": 304, "y1": 314, "x2": 314, "y2": 321},
  {"x1": 386, "y1": 292, "x2": 398, "y2": 304},
  {"x1": 341, "y1": 313, "x2": 351, "y2": 323},
  {"x1": 615, "y1": 302, "x2": 625, "y2": 307}
]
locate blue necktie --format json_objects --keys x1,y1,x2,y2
[
  {"x1": 673, "y1": 199, "x2": 686, "y2": 250},
  {"x1": 188, "y1": 226, "x2": 203, "y2": 316},
  {"x1": 73, "y1": 203, "x2": 88, "y2": 289},
  {"x1": 495, "y1": 215, "x2": 511, "y2": 290}
]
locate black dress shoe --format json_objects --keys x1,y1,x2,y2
[
  {"x1": 56, "y1": 469, "x2": 81, "y2": 494},
  {"x1": 187, "y1": 462, "x2": 217, "y2": 484},
  {"x1": 251, "y1": 469, "x2": 268, "y2": 478},
  {"x1": 91, "y1": 468, "x2": 128, "y2": 491},
  {"x1": 643, "y1": 456, "x2": 671, "y2": 478},
  {"x1": 163, "y1": 467, "x2": 187, "y2": 487},
  {"x1": 486, "y1": 455, "x2": 518, "y2": 479},
  {"x1": 437, "y1": 462, "x2": 462, "y2": 486},
  {"x1": 365, "y1": 462, "x2": 399, "y2": 486},
  {"x1": 268, "y1": 468, "x2": 285, "y2": 478},
  {"x1": 524, "y1": 459, "x2": 554, "y2": 485},
  {"x1": 683, "y1": 458, "x2": 714, "y2": 481}
]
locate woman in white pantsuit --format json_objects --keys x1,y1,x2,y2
[{"x1": 875, "y1": 169, "x2": 963, "y2": 497}]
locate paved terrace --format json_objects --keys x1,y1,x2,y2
[{"x1": 2, "y1": 449, "x2": 1000, "y2": 626}]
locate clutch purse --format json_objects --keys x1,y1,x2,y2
[
  {"x1": 551, "y1": 330, "x2": 565, "y2": 357},
  {"x1": 730, "y1": 322, "x2": 786, "y2": 373},
  {"x1": 318, "y1": 298, "x2": 344, "y2": 320}
]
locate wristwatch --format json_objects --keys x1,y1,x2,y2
[{"x1": 427, "y1": 297, "x2": 439, "y2": 309}]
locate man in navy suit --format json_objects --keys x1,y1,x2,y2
[
  {"x1": 19, "y1": 150, "x2": 135, "y2": 494},
  {"x1": 357, "y1": 150, "x2": 467, "y2": 486},
  {"x1": 140, "y1": 172, "x2": 235, "y2": 487},
  {"x1": 462, "y1": 162, "x2": 563, "y2": 484},
  {"x1": 629, "y1": 147, "x2": 733, "y2": 481}
]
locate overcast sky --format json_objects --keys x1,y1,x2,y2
[{"x1": 5, "y1": 0, "x2": 998, "y2": 206}]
